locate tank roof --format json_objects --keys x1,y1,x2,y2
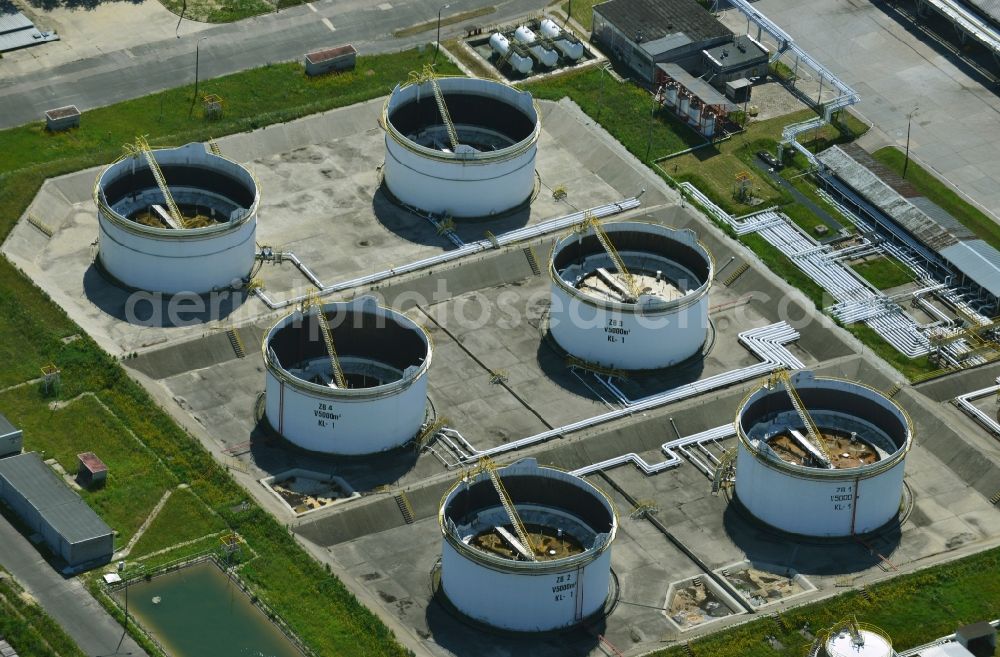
[
  {"x1": 95, "y1": 143, "x2": 258, "y2": 235},
  {"x1": 439, "y1": 459, "x2": 617, "y2": 568},
  {"x1": 737, "y1": 372, "x2": 912, "y2": 476},
  {"x1": 264, "y1": 297, "x2": 431, "y2": 393}
]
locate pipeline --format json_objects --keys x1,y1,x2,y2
[
  {"x1": 253, "y1": 197, "x2": 641, "y2": 310},
  {"x1": 433, "y1": 322, "x2": 802, "y2": 464}
]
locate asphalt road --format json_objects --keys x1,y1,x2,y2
[
  {"x1": 0, "y1": 0, "x2": 547, "y2": 129},
  {"x1": 0, "y1": 515, "x2": 149, "y2": 657}
]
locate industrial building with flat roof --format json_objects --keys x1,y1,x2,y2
[
  {"x1": 592, "y1": 0, "x2": 732, "y2": 82},
  {"x1": 701, "y1": 35, "x2": 769, "y2": 86},
  {"x1": 817, "y1": 144, "x2": 1000, "y2": 315},
  {"x1": 0, "y1": 412, "x2": 21, "y2": 458},
  {"x1": 0, "y1": 452, "x2": 114, "y2": 569}
]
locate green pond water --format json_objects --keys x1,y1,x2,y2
[{"x1": 114, "y1": 561, "x2": 302, "y2": 657}]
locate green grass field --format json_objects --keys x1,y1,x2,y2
[
  {"x1": 872, "y1": 146, "x2": 1000, "y2": 251},
  {"x1": 852, "y1": 256, "x2": 915, "y2": 290},
  {"x1": 650, "y1": 546, "x2": 1000, "y2": 657},
  {"x1": 0, "y1": 570, "x2": 87, "y2": 657},
  {"x1": 129, "y1": 487, "x2": 227, "y2": 559}
]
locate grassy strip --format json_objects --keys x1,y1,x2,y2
[
  {"x1": 872, "y1": 146, "x2": 1000, "y2": 251},
  {"x1": 393, "y1": 6, "x2": 496, "y2": 37},
  {"x1": 560, "y1": 0, "x2": 599, "y2": 30},
  {"x1": 846, "y1": 323, "x2": 934, "y2": 381},
  {"x1": 0, "y1": 570, "x2": 88, "y2": 657},
  {"x1": 651, "y1": 546, "x2": 1000, "y2": 657},
  {"x1": 129, "y1": 488, "x2": 227, "y2": 559},
  {"x1": 156, "y1": 0, "x2": 276, "y2": 24},
  {"x1": 0, "y1": 49, "x2": 460, "y2": 657},
  {"x1": 527, "y1": 67, "x2": 705, "y2": 159},
  {"x1": 851, "y1": 256, "x2": 915, "y2": 291}
]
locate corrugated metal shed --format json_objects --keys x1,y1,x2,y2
[
  {"x1": 909, "y1": 197, "x2": 977, "y2": 240},
  {"x1": 818, "y1": 144, "x2": 1000, "y2": 299},
  {"x1": 0, "y1": 452, "x2": 112, "y2": 544},
  {"x1": 0, "y1": 11, "x2": 33, "y2": 35},
  {"x1": 817, "y1": 145, "x2": 959, "y2": 250},
  {"x1": 593, "y1": 0, "x2": 730, "y2": 44},
  {"x1": 656, "y1": 62, "x2": 734, "y2": 108},
  {"x1": 940, "y1": 240, "x2": 1000, "y2": 296},
  {"x1": 0, "y1": 10, "x2": 59, "y2": 53}
]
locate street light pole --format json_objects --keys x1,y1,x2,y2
[
  {"x1": 645, "y1": 96, "x2": 656, "y2": 162},
  {"x1": 903, "y1": 106, "x2": 918, "y2": 179},
  {"x1": 433, "y1": 4, "x2": 450, "y2": 66},
  {"x1": 115, "y1": 561, "x2": 128, "y2": 653},
  {"x1": 189, "y1": 36, "x2": 208, "y2": 119}
]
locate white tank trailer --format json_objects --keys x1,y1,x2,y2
[
  {"x1": 438, "y1": 458, "x2": 617, "y2": 631},
  {"x1": 94, "y1": 143, "x2": 259, "y2": 295},
  {"x1": 538, "y1": 19, "x2": 585, "y2": 60},
  {"x1": 548, "y1": 221, "x2": 713, "y2": 370},
  {"x1": 514, "y1": 25, "x2": 558, "y2": 68},
  {"x1": 382, "y1": 76, "x2": 540, "y2": 217},
  {"x1": 735, "y1": 372, "x2": 912, "y2": 537},
  {"x1": 488, "y1": 33, "x2": 533, "y2": 75},
  {"x1": 263, "y1": 296, "x2": 432, "y2": 455}
]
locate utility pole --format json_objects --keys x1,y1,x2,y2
[
  {"x1": 433, "y1": 4, "x2": 451, "y2": 65},
  {"x1": 189, "y1": 36, "x2": 209, "y2": 119},
  {"x1": 903, "y1": 106, "x2": 918, "y2": 178}
]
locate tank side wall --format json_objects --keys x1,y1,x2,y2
[
  {"x1": 440, "y1": 541, "x2": 610, "y2": 631},
  {"x1": 97, "y1": 211, "x2": 256, "y2": 294},
  {"x1": 264, "y1": 368, "x2": 427, "y2": 455},
  {"x1": 548, "y1": 285, "x2": 708, "y2": 369},
  {"x1": 383, "y1": 137, "x2": 536, "y2": 217},
  {"x1": 735, "y1": 443, "x2": 904, "y2": 537}
]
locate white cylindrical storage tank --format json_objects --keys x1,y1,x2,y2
[
  {"x1": 548, "y1": 221, "x2": 713, "y2": 370},
  {"x1": 734, "y1": 371, "x2": 913, "y2": 537},
  {"x1": 489, "y1": 32, "x2": 533, "y2": 75},
  {"x1": 438, "y1": 458, "x2": 617, "y2": 631},
  {"x1": 677, "y1": 93, "x2": 690, "y2": 116},
  {"x1": 539, "y1": 19, "x2": 585, "y2": 60},
  {"x1": 514, "y1": 25, "x2": 559, "y2": 67},
  {"x1": 823, "y1": 624, "x2": 894, "y2": 657},
  {"x1": 94, "y1": 143, "x2": 259, "y2": 295},
  {"x1": 382, "y1": 76, "x2": 540, "y2": 218},
  {"x1": 702, "y1": 112, "x2": 716, "y2": 138},
  {"x1": 664, "y1": 84, "x2": 678, "y2": 107},
  {"x1": 688, "y1": 98, "x2": 702, "y2": 124},
  {"x1": 263, "y1": 296, "x2": 432, "y2": 455}
]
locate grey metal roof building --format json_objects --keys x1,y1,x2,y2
[
  {"x1": 0, "y1": 9, "x2": 59, "y2": 54},
  {"x1": 0, "y1": 413, "x2": 21, "y2": 459},
  {"x1": 0, "y1": 452, "x2": 113, "y2": 569},
  {"x1": 817, "y1": 144, "x2": 1000, "y2": 304},
  {"x1": 592, "y1": 0, "x2": 731, "y2": 82}
]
